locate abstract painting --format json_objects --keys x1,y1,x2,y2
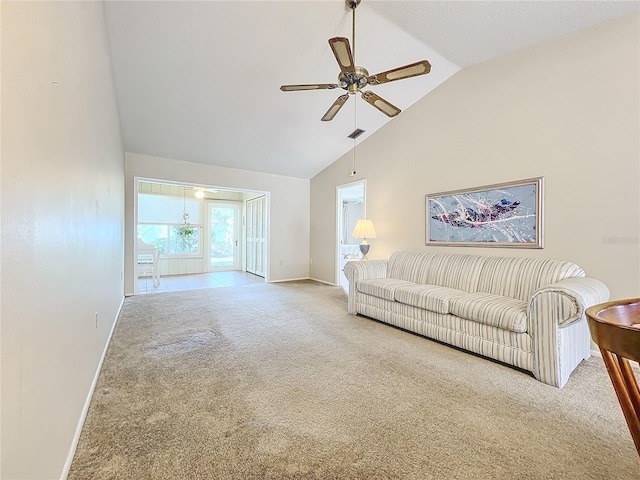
[{"x1": 426, "y1": 177, "x2": 544, "y2": 248}]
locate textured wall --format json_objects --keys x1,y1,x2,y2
[{"x1": 1, "y1": 2, "x2": 125, "y2": 478}]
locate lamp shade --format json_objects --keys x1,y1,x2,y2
[{"x1": 352, "y1": 219, "x2": 376, "y2": 239}]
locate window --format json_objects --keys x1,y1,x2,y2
[
  {"x1": 137, "y1": 224, "x2": 201, "y2": 255},
  {"x1": 138, "y1": 192, "x2": 203, "y2": 256}
]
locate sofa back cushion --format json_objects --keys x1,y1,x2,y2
[
  {"x1": 388, "y1": 252, "x2": 485, "y2": 292},
  {"x1": 387, "y1": 251, "x2": 437, "y2": 283},
  {"x1": 387, "y1": 252, "x2": 585, "y2": 301},
  {"x1": 476, "y1": 257, "x2": 584, "y2": 301}
]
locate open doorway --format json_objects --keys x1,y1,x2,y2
[
  {"x1": 336, "y1": 180, "x2": 366, "y2": 291},
  {"x1": 206, "y1": 201, "x2": 241, "y2": 271},
  {"x1": 134, "y1": 179, "x2": 268, "y2": 294}
]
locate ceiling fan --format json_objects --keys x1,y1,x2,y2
[{"x1": 280, "y1": 0, "x2": 431, "y2": 122}]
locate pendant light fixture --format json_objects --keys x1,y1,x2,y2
[{"x1": 178, "y1": 187, "x2": 195, "y2": 238}]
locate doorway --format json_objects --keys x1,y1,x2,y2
[
  {"x1": 336, "y1": 180, "x2": 366, "y2": 289},
  {"x1": 134, "y1": 178, "x2": 268, "y2": 295},
  {"x1": 206, "y1": 201, "x2": 241, "y2": 271}
]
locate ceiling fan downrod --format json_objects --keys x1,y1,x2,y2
[{"x1": 347, "y1": 0, "x2": 360, "y2": 66}]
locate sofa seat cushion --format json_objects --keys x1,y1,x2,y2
[
  {"x1": 394, "y1": 284, "x2": 467, "y2": 314},
  {"x1": 356, "y1": 278, "x2": 416, "y2": 301},
  {"x1": 449, "y1": 293, "x2": 528, "y2": 333}
]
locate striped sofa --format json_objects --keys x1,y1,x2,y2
[{"x1": 344, "y1": 251, "x2": 610, "y2": 387}]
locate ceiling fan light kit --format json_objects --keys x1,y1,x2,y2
[{"x1": 280, "y1": 0, "x2": 432, "y2": 122}]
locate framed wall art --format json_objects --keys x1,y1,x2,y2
[{"x1": 425, "y1": 177, "x2": 544, "y2": 248}]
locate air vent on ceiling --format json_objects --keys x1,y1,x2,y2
[{"x1": 347, "y1": 128, "x2": 365, "y2": 139}]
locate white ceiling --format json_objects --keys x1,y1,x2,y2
[{"x1": 104, "y1": 1, "x2": 639, "y2": 180}]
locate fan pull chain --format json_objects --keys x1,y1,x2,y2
[{"x1": 351, "y1": 98, "x2": 357, "y2": 176}]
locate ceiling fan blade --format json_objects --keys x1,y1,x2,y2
[
  {"x1": 367, "y1": 60, "x2": 431, "y2": 86},
  {"x1": 328, "y1": 37, "x2": 355, "y2": 75},
  {"x1": 361, "y1": 91, "x2": 401, "y2": 118},
  {"x1": 280, "y1": 83, "x2": 339, "y2": 92},
  {"x1": 321, "y1": 94, "x2": 349, "y2": 122}
]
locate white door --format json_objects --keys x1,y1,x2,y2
[
  {"x1": 207, "y1": 202, "x2": 240, "y2": 271},
  {"x1": 246, "y1": 195, "x2": 267, "y2": 277}
]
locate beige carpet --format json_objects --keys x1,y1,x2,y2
[{"x1": 69, "y1": 281, "x2": 639, "y2": 479}]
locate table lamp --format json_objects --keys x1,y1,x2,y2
[{"x1": 352, "y1": 219, "x2": 376, "y2": 260}]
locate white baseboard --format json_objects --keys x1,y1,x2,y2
[
  {"x1": 269, "y1": 277, "x2": 337, "y2": 286},
  {"x1": 60, "y1": 296, "x2": 125, "y2": 480},
  {"x1": 308, "y1": 277, "x2": 337, "y2": 286},
  {"x1": 270, "y1": 277, "x2": 315, "y2": 284},
  {"x1": 267, "y1": 277, "x2": 338, "y2": 286},
  {"x1": 590, "y1": 348, "x2": 602, "y2": 358}
]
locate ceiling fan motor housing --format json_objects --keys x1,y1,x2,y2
[{"x1": 339, "y1": 67, "x2": 369, "y2": 94}]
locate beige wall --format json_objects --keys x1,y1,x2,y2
[
  {"x1": 125, "y1": 153, "x2": 310, "y2": 294},
  {"x1": 311, "y1": 14, "x2": 640, "y2": 300},
  {"x1": 1, "y1": 2, "x2": 125, "y2": 479}
]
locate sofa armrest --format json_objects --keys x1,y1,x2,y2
[
  {"x1": 528, "y1": 277, "x2": 609, "y2": 387},
  {"x1": 528, "y1": 277, "x2": 610, "y2": 328},
  {"x1": 344, "y1": 259, "x2": 388, "y2": 315}
]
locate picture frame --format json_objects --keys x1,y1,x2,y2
[{"x1": 425, "y1": 177, "x2": 544, "y2": 248}]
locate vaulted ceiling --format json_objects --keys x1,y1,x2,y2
[{"x1": 104, "y1": 1, "x2": 639, "y2": 179}]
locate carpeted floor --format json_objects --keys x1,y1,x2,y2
[{"x1": 69, "y1": 281, "x2": 639, "y2": 479}]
